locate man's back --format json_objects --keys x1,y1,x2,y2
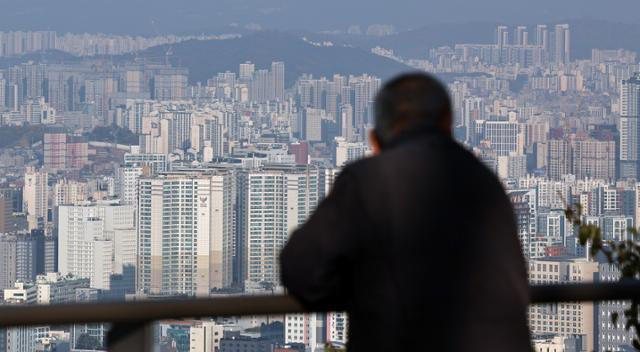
[{"x1": 281, "y1": 129, "x2": 531, "y2": 351}]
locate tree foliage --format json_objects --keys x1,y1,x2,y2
[
  {"x1": 565, "y1": 204, "x2": 640, "y2": 349},
  {"x1": 85, "y1": 124, "x2": 138, "y2": 145},
  {"x1": 0, "y1": 125, "x2": 46, "y2": 149}
]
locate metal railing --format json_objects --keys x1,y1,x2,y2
[{"x1": 1, "y1": 282, "x2": 640, "y2": 351}]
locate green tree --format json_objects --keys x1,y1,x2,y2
[{"x1": 565, "y1": 204, "x2": 640, "y2": 349}]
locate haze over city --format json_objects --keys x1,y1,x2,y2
[
  {"x1": 2, "y1": 0, "x2": 640, "y2": 33},
  {"x1": 1, "y1": 1, "x2": 640, "y2": 352}
]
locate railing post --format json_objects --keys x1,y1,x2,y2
[{"x1": 108, "y1": 322, "x2": 155, "y2": 352}]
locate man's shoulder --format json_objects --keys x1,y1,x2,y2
[
  {"x1": 342, "y1": 137, "x2": 499, "y2": 190},
  {"x1": 339, "y1": 150, "x2": 392, "y2": 182},
  {"x1": 356, "y1": 137, "x2": 480, "y2": 168}
]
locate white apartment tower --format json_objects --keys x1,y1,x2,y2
[
  {"x1": 554, "y1": 24, "x2": 571, "y2": 65},
  {"x1": 203, "y1": 115, "x2": 225, "y2": 159},
  {"x1": 536, "y1": 25, "x2": 549, "y2": 50},
  {"x1": 58, "y1": 201, "x2": 136, "y2": 289},
  {"x1": 137, "y1": 172, "x2": 234, "y2": 296},
  {"x1": 53, "y1": 179, "x2": 86, "y2": 207},
  {"x1": 115, "y1": 165, "x2": 147, "y2": 206},
  {"x1": 339, "y1": 104, "x2": 355, "y2": 142},
  {"x1": 326, "y1": 312, "x2": 348, "y2": 345},
  {"x1": 285, "y1": 312, "x2": 348, "y2": 350},
  {"x1": 334, "y1": 138, "x2": 369, "y2": 168},
  {"x1": 6, "y1": 326, "x2": 49, "y2": 352},
  {"x1": 164, "y1": 110, "x2": 193, "y2": 152},
  {"x1": 23, "y1": 167, "x2": 48, "y2": 230},
  {"x1": 242, "y1": 165, "x2": 319, "y2": 286},
  {"x1": 239, "y1": 62, "x2": 255, "y2": 81}
]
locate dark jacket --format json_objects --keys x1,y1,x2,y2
[{"x1": 280, "y1": 128, "x2": 531, "y2": 351}]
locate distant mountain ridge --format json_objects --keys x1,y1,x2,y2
[
  {"x1": 2, "y1": 20, "x2": 640, "y2": 86},
  {"x1": 304, "y1": 19, "x2": 640, "y2": 59},
  {"x1": 126, "y1": 31, "x2": 413, "y2": 86}
]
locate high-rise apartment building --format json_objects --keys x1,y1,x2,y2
[
  {"x1": 285, "y1": 313, "x2": 325, "y2": 349},
  {"x1": 597, "y1": 262, "x2": 637, "y2": 351},
  {"x1": 0, "y1": 31, "x2": 56, "y2": 57},
  {"x1": 241, "y1": 165, "x2": 319, "y2": 286},
  {"x1": 65, "y1": 135, "x2": 89, "y2": 170},
  {"x1": 290, "y1": 141, "x2": 309, "y2": 165},
  {"x1": 271, "y1": 62, "x2": 285, "y2": 101},
  {"x1": 152, "y1": 68, "x2": 188, "y2": 101},
  {"x1": 515, "y1": 26, "x2": 528, "y2": 46},
  {"x1": 125, "y1": 69, "x2": 145, "y2": 94},
  {"x1": 528, "y1": 257, "x2": 598, "y2": 352},
  {"x1": 35, "y1": 272, "x2": 90, "y2": 305},
  {"x1": 123, "y1": 100, "x2": 154, "y2": 134},
  {"x1": 571, "y1": 139, "x2": 616, "y2": 181},
  {"x1": 351, "y1": 75, "x2": 380, "y2": 136},
  {"x1": 250, "y1": 69, "x2": 270, "y2": 102},
  {"x1": 478, "y1": 119, "x2": 522, "y2": 157},
  {"x1": 0, "y1": 233, "x2": 35, "y2": 290},
  {"x1": 547, "y1": 139, "x2": 571, "y2": 180},
  {"x1": 23, "y1": 167, "x2": 48, "y2": 230},
  {"x1": 463, "y1": 97, "x2": 486, "y2": 143},
  {"x1": 554, "y1": 24, "x2": 571, "y2": 65},
  {"x1": 508, "y1": 189, "x2": 537, "y2": 258},
  {"x1": 43, "y1": 131, "x2": 88, "y2": 172},
  {"x1": 5, "y1": 326, "x2": 49, "y2": 352},
  {"x1": 0, "y1": 230, "x2": 52, "y2": 290},
  {"x1": 536, "y1": 25, "x2": 549, "y2": 50},
  {"x1": 43, "y1": 130, "x2": 67, "y2": 172},
  {"x1": 339, "y1": 104, "x2": 354, "y2": 141},
  {"x1": 124, "y1": 150, "x2": 170, "y2": 175},
  {"x1": 496, "y1": 26, "x2": 509, "y2": 48},
  {"x1": 58, "y1": 201, "x2": 135, "y2": 289},
  {"x1": 300, "y1": 108, "x2": 323, "y2": 142},
  {"x1": 0, "y1": 192, "x2": 13, "y2": 233},
  {"x1": 0, "y1": 78, "x2": 6, "y2": 110},
  {"x1": 285, "y1": 312, "x2": 348, "y2": 350},
  {"x1": 334, "y1": 138, "x2": 368, "y2": 167},
  {"x1": 326, "y1": 312, "x2": 348, "y2": 346},
  {"x1": 115, "y1": 166, "x2": 147, "y2": 206},
  {"x1": 239, "y1": 62, "x2": 255, "y2": 81},
  {"x1": 164, "y1": 110, "x2": 193, "y2": 152},
  {"x1": 137, "y1": 172, "x2": 234, "y2": 296},
  {"x1": 202, "y1": 115, "x2": 225, "y2": 159},
  {"x1": 53, "y1": 179, "x2": 86, "y2": 207},
  {"x1": 620, "y1": 73, "x2": 640, "y2": 179}
]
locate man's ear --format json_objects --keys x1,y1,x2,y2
[{"x1": 369, "y1": 130, "x2": 382, "y2": 155}]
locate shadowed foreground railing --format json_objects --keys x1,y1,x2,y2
[{"x1": 1, "y1": 282, "x2": 640, "y2": 351}]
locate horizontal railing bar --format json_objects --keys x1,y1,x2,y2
[
  {"x1": 0, "y1": 295, "x2": 306, "y2": 327},
  {"x1": 530, "y1": 281, "x2": 640, "y2": 304},
  {"x1": 1, "y1": 282, "x2": 640, "y2": 327}
]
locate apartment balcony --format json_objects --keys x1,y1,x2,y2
[{"x1": 1, "y1": 282, "x2": 640, "y2": 351}]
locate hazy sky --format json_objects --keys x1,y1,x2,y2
[{"x1": 2, "y1": 0, "x2": 640, "y2": 34}]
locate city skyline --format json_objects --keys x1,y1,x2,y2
[{"x1": 0, "y1": 12, "x2": 639, "y2": 352}]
